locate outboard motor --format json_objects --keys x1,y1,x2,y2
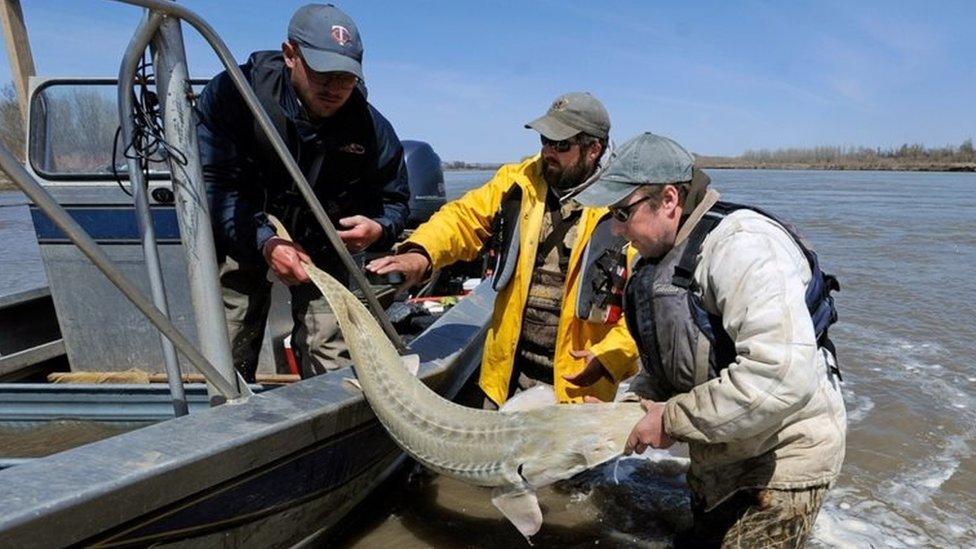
[{"x1": 402, "y1": 140, "x2": 446, "y2": 228}]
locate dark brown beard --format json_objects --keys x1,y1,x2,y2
[{"x1": 543, "y1": 152, "x2": 592, "y2": 193}]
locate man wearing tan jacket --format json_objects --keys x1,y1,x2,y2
[{"x1": 575, "y1": 132, "x2": 846, "y2": 547}]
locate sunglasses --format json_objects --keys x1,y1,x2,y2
[
  {"x1": 608, "y1": 195, "x2": 651, "y2": 222},
  {"x1": 540, "y1": 135, "x2": 580, "y2": 153},
  {"x1": 297, "y1": 52, "x2": 360, "y2": 89},
  {"x1": 307, "y1": 69, "x2": 359, "y2": 89}
]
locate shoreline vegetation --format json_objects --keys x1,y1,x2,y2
[
  {"x1": 3, "y1": 144, "x2": 975, "y2": 192},
  {"x1": 443, "y1": 141, "x2": 976, "y2": 172},
  {"x1": 4, "y1": 143, "x2": 974, "y2": 191},
  {"x1": 695, "y1": 141, "x2": 976, "y2": 172}
]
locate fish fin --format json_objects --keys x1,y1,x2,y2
[
  {"x1": 491, "y1": 486, "x2": 543, "y2": 539},
  {"x1": 576, "y1": 434, "x2": 621, "y2": 468},
  {"x1": 521, "y1": 434, "x2": 620, "y2": 488},
  {"x1": 499, "y1": 385, "x2": 557, "y2": 413},
  {"x1": 401, "y1": 353, "x2": 420, "y2": 376}
]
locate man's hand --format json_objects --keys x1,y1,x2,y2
[
  {"x1": 337, "y1": 215, "x2": 383, "y2": 253},
  {"x1": 263, "y1": 237, "x2": 311, "y2": 286},
  {"x1": 563, "y1": 349, "x2": 613, "y2": 387},
  {"x1": 366, "y1": 252, "x2": 431, "y2": 289},
  {"x1": 624, "y1": 399, "x2": 675, "y2": 455}
]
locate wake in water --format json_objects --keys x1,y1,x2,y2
[{"x1": 809, "y1": 323, "x2": 976, "y2": 547}]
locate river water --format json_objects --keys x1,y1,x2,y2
[
  {"x1": 339, "y1": 169, "x2": 976, "y2": 547},
  {"x1": 2, "y1": 168, "x2": 974, "y2": 546}
]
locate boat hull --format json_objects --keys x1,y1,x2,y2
[{"x1": 0, "y1": 284, "x2": 492, "y2": 547}]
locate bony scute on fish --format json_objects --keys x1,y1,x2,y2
[{"x1": 268, "y1": 217, "x2": 645, "y2": 539}]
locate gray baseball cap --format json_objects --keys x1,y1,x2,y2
[
  {"x1": 574, "y1": 132, "x2": 696, "y2": 207},
  {"x1": 288, "y1": 4, "x2": 364, "y2": 80},
  {"x1": 525, "y1": 92, "x2": 610, "y2": 140}
]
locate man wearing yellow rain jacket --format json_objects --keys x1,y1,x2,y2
[{"x1": 368, "y1": 92, "x2": 637, "y2": 406}]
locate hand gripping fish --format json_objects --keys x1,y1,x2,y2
[{"x1": 270, "y1": 218, "x2": 644, "y2": 539}]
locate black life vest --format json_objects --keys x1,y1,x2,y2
[{"x1": 484, "y1": 183, "x2": 628, "y2": 323}]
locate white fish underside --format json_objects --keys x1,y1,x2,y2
[{"x1": 290, "y1": 228, "x2": 644, "y2": 538}]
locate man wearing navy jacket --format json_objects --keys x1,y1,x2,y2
[{"x1": 196, "y1": 4, "x2": 409, "y2": 380}]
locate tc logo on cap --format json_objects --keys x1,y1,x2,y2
[{"x1": 331, "y1": 25, "x2": 351, "y2": 46}]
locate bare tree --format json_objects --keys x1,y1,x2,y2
[
  {"x1": 37, "y1": 86, "x2": 118, "y2": 173},
  {"x1": 0, "y1": 83, "x2": 25, "y2": 188},
  {"x1": 0, "y1": 82, "x2": 25, "y2": 161}
]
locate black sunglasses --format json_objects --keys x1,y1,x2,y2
[
  {"x1": 296, "y1": 50, "x2": 360, "y2": 89},
  {"x1": 608, "y1": 195, "x2": 651, "y2": 222},
  {"x1": 540, "y1": 135, "x2": 580, "y2": 153}
]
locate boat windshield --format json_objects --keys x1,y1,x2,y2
[{"x1": 27, "y1": 80, "x2": 204, "y2": 180}]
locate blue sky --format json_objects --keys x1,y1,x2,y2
[{"x1": 4, "y1": 0, "x2": 975, "y2": 162}]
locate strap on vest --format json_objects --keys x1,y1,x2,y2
[
  {"x1": 249, "y1": 55, "x2": 290, "y2": 170},
  {"x1": 672, "y1": 201, "x2": 842, "y2": 380},
  {"x1": 535, "y1": 192, "x2": 581, "y2": 270},
  {"x1": 624, "y1": 260, "x2": 663, "y2": 379},
  {"x1": 252, "y1": 69, "x2": 328, "y2": 194},
  {"x1": 672, "y1": 211, "x2": 724, "y2": 290},
  {"x1": 487, "y1": 185, "x2": 523, "y2": 291},
  {"x1": 280, "y1": 148, "x2": 327, "y2": 232}
]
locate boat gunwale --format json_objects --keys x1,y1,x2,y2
[{"x1": 0, "y1": 282, "x2": 492, "y2": 547}]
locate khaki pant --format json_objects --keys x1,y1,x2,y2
[
  {"x1": 675, "y1": 485, "x2": 829, "y2": 549},
  {"x1": 219, "y1": 256, "x2": 350, "y2": 381}
]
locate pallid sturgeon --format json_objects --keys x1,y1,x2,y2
[{"x1": 275, "y1": 220, "x2": 644, "y2": 538}]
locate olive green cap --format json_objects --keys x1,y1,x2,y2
[
  {"x1": 574, "y1": 132, "x2": 696, "y2": 207},
  {"x1": 524, "y1": 92, "x2": 610, "y2": 140}
]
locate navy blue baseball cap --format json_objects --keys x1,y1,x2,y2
[{"x1": 288, "y1": 4, "x2": 364, "y2": 80}]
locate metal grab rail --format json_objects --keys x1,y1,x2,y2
[
  {"x1": 0, "y1": 144, "x2": 247, "y2": 401},
  {"x1": 118, "y1": 10, "x2": 188, "y2": 416},
  {"x1": 112, "y1": 0, "x2": 409, "y2": 354},
  {"x1": 150, "y1": 15, "x2": 244, "y2": 401}
]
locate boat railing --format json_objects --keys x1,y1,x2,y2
[
  {"x1": 118, "y1": 11, "x2": 189, "y2": 414},
  {"x1": 112, "y1": 0, "x2": 408, "y2": 354},
  {"x1": 1, "y1": 0, "x2": 412, "y2": 411}
]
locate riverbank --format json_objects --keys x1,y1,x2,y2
[
  {"x1": 5, "y1": 159, "x2": 973, "y2": 192},
  {"x1": 443, "y1": 160, "x2": 976, "y2": 173},
  {"x1": 695, "y1": 157, "x2": 976, "y2": 172}
]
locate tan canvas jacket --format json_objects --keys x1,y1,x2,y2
[{"x1": 626, "y1": 192, "x2": 847, "y2": 509}]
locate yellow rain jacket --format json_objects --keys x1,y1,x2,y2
[{"x1": 404, "y1": 156, "x2": 638, "y2": 405}]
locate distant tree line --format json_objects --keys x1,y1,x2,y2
[
  {"x1": 0, "y1": 84, "x2": 24, "y2": 158},
  {"x1": 739, "y1": 141, "x2": 975, "y2": 164},
  {"x1": 442, "y1": 160, "x2": 503, "y2": 171},
  {"x1": 699, "y1": 140, "x2": 976, "y2": 171},
  {"x1": 37, "y1": 86, "x2": 119, "y2": 173},
  {"x1": 0, "y1": 84, "x2": 23, "y2": 188},
  {"x1": 0, "y1": 81, "x2": 127, "y2": 190}
]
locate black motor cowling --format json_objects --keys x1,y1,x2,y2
[{"x1": 402, "y1": 140, "x2": 446, "y2": 228}]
